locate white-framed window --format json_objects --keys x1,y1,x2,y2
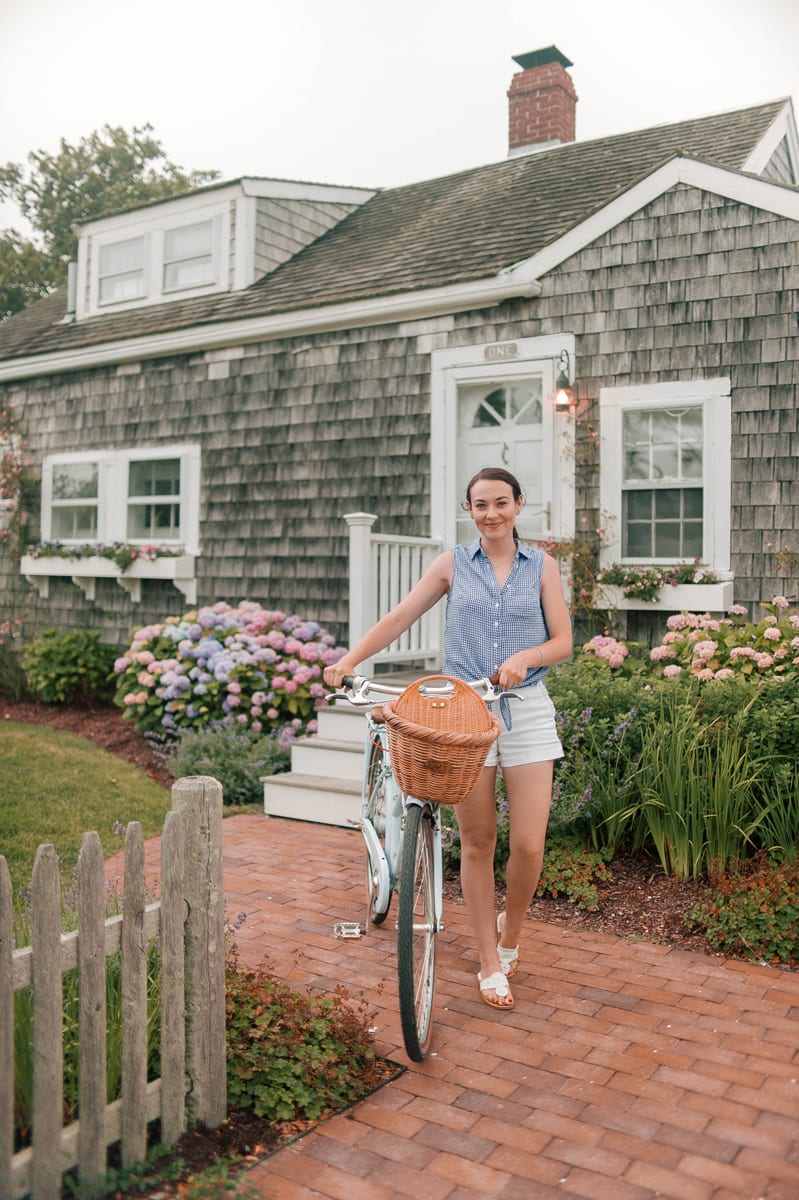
[
  {"x1": 98, "y1": 236, "x2": 147, "y2": 305},
  {"x1": 83, "y1": 206, "x2": 226, "y2": 316},
  {"x1": 599, "y1": 379, "x2": 731, "y2": 573},
  {"x1": 163, "y1": 220, "x2": 214, "y2": 292},
  {"x1": 42, "y1": 445, "x2": 200, "y2": 554}
]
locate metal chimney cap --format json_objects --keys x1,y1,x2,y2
[{"x1": 512, "y1": 46, "x2": 573, "y2": 71}]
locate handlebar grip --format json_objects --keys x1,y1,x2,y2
[
  {"x1": 489, "y1": 673, "x2": 500, "y2": 685},
  {"x1": 342, "y1": 675, "x2": 356, "y2": 689}
]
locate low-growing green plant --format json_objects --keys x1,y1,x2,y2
[
  {"x1": 225, "y1": 951, "x2": 378, "y2": 1122},
  {"x1": 166, "y1": 726, "x2": 290, "y2": 805},
  {"x1": 535, "y1": 834, "x2": 613, "y2": 910},
  {"x1": 22, "y1": 628, "x2": 119, "y2": 705},
  {"x1": 688, "y1": 854, "x2": 799, "y2": 964}
]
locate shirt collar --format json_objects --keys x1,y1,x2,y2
[{"x1": 467, "y1": 537, "x2": 534, "y2": 560}]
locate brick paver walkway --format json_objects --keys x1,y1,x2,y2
[{"x1": 147, "y1": 812, "x2": 799, "y2": 1199}]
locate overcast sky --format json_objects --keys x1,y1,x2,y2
[{"x1": 1, "y1": 0, "x2": 798, "y2": 231}]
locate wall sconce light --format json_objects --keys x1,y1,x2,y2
[{"x1": 554, "y1": 349, "x2": 575, "y2": 410}]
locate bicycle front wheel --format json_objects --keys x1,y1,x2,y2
[{"x1": 396, "y1": 802, "x2": 437, "y2": 1061}]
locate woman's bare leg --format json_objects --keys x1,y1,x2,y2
[
  {"x1": 499, "y1": 760, "x2": 553, "y2": 952},
  {"x1": 455, "y1": 766, "x2": 512, "y2": 1006}
]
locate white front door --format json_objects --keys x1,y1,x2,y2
[
  {"x1": 430, "y1": 335, "x2": 575, "y2": 550},
  {"x1": 456, "y1": 376, "x2": 550, "y2": 544}
]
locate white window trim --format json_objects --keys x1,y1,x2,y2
[
  {"x1": 599, "y1": 378, "x2": 731, "y2": 576},
  {"x1": 81, "y1": 203, "x2": 229, "y2": 318},
  {"x1": 430, "y1": 334, "x2": 576, "y2": 547},
  {"x1": 40, "y1": 444, "x2": 200, "y2": 554}
]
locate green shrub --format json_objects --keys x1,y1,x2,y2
[
  {"x1": 22, "y1": 628, "x2": 118, "y2": 705},
  {"x1": 166, "y1": 726, "x2": 290, "y2": 806},
  {"x1": 689, "y1": 854, "x2": 799, "y2": 964},
  {"x1": 536, "y1": 834, "x2": 613, "y2": 910},
  {"x1": 225, "y1": 952, "x2": 377, "y2": 1122}
]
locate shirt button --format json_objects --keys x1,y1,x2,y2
[
  {"x1": 493, "y1": 642, "x2": 498, "y2": 648},
  {"x1": 494, "y1": 621, "x2": 499, "y2": 628}
]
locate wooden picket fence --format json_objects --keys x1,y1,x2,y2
[{"x1": 0, "y1": 776, "x2": 227, "y2": 1200}]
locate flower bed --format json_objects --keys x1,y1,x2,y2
[{"x1": 113, "y1": 601, "x2": 346, "y2": 746}]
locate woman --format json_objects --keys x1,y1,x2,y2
[{"x1": 324, "y1": 467, "x2": 572, "y2": 1010}]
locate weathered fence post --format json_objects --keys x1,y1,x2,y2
[
  {"x1": 0, "y1": 857, "x2": 13, "y2": 1200},
  {"x1": 159, "y1": 809, "x2": 186, "y2": 1145},
  {"x1": 77, "y1": 832, "x2": 107, "y2": 1196},
  {"x1": 121, "y1": 823, "x2": 147, "y2": 1169},
  {"x1": 31, "y1": 845, "x2": 62, "y2": 1200},
  {"x1": 171, "y1": 776, "x2": 226, "y2": 1127}
]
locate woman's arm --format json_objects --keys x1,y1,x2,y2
[
  {"x1": 323, "y1": 550, "x2": 453, "y2": 687},
  {"x1": 496, "y1": 553, "x2": 573, "y2": 688}
]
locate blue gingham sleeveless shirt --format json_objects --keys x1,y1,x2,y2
[{"x1": 442, "y1": 538, "x2": 550, "y2": 688}]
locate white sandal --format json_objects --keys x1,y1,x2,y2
[
  {"x1": 496, "y1": 912, "x2": 519, "y2": 979},
  {"x1": 478, "y1": 970, "x2": 514, "y2": 1009}
]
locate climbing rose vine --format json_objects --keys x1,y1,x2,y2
[{"x1": 113, "y1": 601, "x2": 346, "y2": 743}]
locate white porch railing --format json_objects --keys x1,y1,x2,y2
[{"x1": 344, "y1": 513, "x2": 444, "y2": 671}]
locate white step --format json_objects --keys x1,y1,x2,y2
[
  {"x1": 263, "y1": 772, "x2": 361, "y2": 827},
  {"x1": 315, "y1": 702, "x2": 368, "y2": 743},
  {"x1": 290, "y1": 735, "x2": 363, "y2": 779}
]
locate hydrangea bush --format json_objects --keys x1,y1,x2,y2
[
  {"x1": 648, "y1": 597, "x2": 799, "y2": 682},
  {"x1": 113, "y1": 601, "x2": 346, "y2": 744}
]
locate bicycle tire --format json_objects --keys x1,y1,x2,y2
[
  {"x1": 364, "y1": 738, "x2": 391, "y2": 925},
  {"x1": 396, "y1": 802, "x2": 437, "y2": 1061}
]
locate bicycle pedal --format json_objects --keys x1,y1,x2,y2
[{"x1": 333, "y1": 921, "x2": 363, "y2": 939}]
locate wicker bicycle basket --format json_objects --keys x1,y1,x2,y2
[{"x1": 383, "y1": 675, "x2": 502, "y2": 804}]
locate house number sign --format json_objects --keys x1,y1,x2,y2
[{"x1": 484, "y1": 342, "x2": 519, "y2": 361}]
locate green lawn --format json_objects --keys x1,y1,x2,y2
[{"x1": 0, "y1": 722, "x2": 173, "y2": 889}]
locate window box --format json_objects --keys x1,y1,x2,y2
[
  {"x1": 596, "y1": 580, "x2": 734, "y2": 613},
  {"x1": 20, "y1": 554, "x2": 197, "y2": 605}
]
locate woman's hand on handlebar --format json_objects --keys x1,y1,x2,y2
[
  {"x1": 323, "y1": 657, "x2": 358, "y2": 689},
  {"x1": 496, "y1": 652, "x2": 531, "y2": 689}
]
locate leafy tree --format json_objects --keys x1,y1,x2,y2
[{"x1": 0, "y1": 123, "x2": 218, "y2": 320}]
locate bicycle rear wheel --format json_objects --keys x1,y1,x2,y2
[{"x1": 397, "y1": 802, "x2": 437, "y2": 1061}]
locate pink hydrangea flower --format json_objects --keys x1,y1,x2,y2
[
  {"x1": 662, "y1": 664, "x2": 682, "y2": 678},
  {"x1": 763, "y1": 627, "x2": 781, "y2": 641},
  {"x1": 727, "y1": 605, "x2": 748, "y2": 616},
  {"x1": 695, "y1": 668, "x2": 714, "y2": 681},
  {"x1": 714, "y1": 668, "x2": 735, "y2": 680}
]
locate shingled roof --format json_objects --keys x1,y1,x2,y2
[{"x1": 0, "y1": 100, "x2": 788, "y2": 362}]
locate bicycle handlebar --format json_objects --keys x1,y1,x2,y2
[{"x1": 331, "y1": 673, "x2": 524, "y2": 708}]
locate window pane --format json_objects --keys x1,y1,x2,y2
[
  {"x1": 163, "y1": 221, "x2": 213, "y2": 291},
  {"x1": 683, "y1": 489, "x2": 703, "y2": 518},
  {"x1": 53, "y1": 463, "x2": 98, "y2": 500},
  {"x1": 52, "y1": 506, "x2": 98, "y2": 539},
  {"x1": 472, "y1": 388, "x2": 505, "y2": 426},
  {"x1": 652, "y1": 445, "x2": 679, "y2": 479},
  {"x1": 99, "y1": 238, "x2": 143, "y2": 275},
  {"x1": 681, "y1": 446, "x2": 703, "y2": 478},
  {"x1": 655, "y1": 489, "x2": 682, "y2": 519},
  {"x1": 654, "y1": 523, "x2": 682, "y2": 557},
  {"x1": 98, "y1": 237, "x2": 145, "y2": 304},
  {"x1": 510, "y1": 382, "x2": 543, "y2": 425},
  {"x1": 683, "y1": 523, "x2": 704, "y2": 557},
  {"x1": 626, "y1": 490, "x2": 652, "y2": 519},
  {"x1": 128, "y1": 459, "x2": 180, "y2": 498},
  {"x1": 625, "y1": 522, "x2": 652, "y2": 557},
  {"x1": 164, "y1": 222, "x2": 212, "y2": 262},
  {"x1": 127, "y1": 503, "x2": 180, "y2": 540}
]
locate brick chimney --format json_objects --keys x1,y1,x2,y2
[{"x1": 508, "y1": 46, "x2": 577, "y2": 155}]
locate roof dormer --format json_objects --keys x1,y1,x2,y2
[{"x1": 73, "y1": 177, "x2": 375, "y2": 321}]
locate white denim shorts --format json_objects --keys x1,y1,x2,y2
[{"x1": 483, "y1": 681, "x2": 563, "y2": 768}]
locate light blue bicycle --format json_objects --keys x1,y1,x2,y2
[{"x1": 329, "y1": 672, "x2": 518, "y2": 1060}]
